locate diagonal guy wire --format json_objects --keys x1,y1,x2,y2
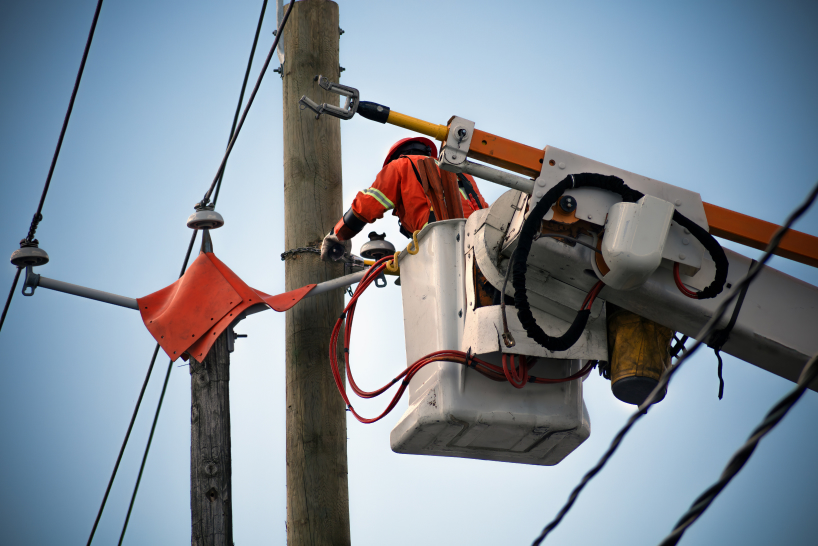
[{"x1": 532, "y1": 179, "x2": 818, "y2": 546}]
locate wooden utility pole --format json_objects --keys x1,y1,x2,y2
[
  {"x1": 190, "y1": 326, "x2": 233, "y2": 546},
  {"x1": 281, "y1": 1, "x2": 350, "y2": 544}
]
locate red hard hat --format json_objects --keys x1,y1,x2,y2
[{"x1": 383, "y1": 137, "x2": 438, "y2": 167}]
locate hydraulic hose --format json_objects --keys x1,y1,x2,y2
[
  {"x1": 328, "y1": 256, "x2": 597, "y2": 424},
  {"x1": 512, "y1": 173, "x2": 728, "y2": 352}
]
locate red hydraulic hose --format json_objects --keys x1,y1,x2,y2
[
  {"x1": 328, "y1": 256, "x2": 597, "y2": 424},
  {"x1": 529, "y1": 359, "x2": 597, "y2": 384},
  {"x1": 673, "y1": 262, "x2": 699, "y2": 299},
  {"x1": 581, "y1": 280, "x2": 605, "y2": 310},
  {"x1": 502, "y1": 354, "x2": 527, "y2": 388}
]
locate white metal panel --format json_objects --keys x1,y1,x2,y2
[
  {"x1": 462, "y1": 305, "x2": 608, "y2": 361},
  {"x1": 536, "y1": 146, "x2": 705, "y2": 274},
  {"x1": 463, "y1": 247, "x2": 608, "y2": 360},
  {"x1": 397, "y1": 220, "x2": 466, "y2": 405}
]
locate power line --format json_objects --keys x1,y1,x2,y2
[
  {"x1": 659, "y1": 349, "x2": 818, "y2": 545},
  {"x1": 532, "y1": 179, "x2": 818, "y2": 545},
  {"x1": 0, "y1": 268, "x2": 22, "y2": 333},
  {"x1": 200, "y1": 0, "x2": 294, "y2": 206},
  {"x1": 103, "y1": 1, "x2": 289, "y2": 542},
  {"x1": 0, "y1": 0, "x2": 105, "y2": 334},
  {"x1": 85, "y1": 229, "x2": 198, "y2": 545},
  {"x1": 213, "y1": 0, "x2": 269, "y2": 207},
  {"x1": 85, "y1": 344, "x2": 159, "y2": 545},
  {"x1": 118, "y1": 355, "x2": 175, "y2": 546},
  {"x1": 26, "y1": 0, "x2": 105, "y2": 243}
]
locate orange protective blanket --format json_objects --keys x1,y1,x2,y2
[{"x1": 137, "y1": 252, "x2": 315, "y2": 362}]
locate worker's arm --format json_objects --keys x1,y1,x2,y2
[{"x1": 320, "y1": 162, "x2": 405, "y2": 261}]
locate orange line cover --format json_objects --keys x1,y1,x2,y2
[{"x1": 137, "y1": 251, "x2": 315, "y2": 362}]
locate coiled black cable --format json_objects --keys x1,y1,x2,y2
[
  {"x1": 532, "y1": 179, "x2": 818, "y2": 546},
  {"x1": 512, "y1": 173, "x2": 728, "y2": 352}
]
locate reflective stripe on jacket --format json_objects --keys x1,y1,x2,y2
[{"x1": 333, "y1": 155, "x2": 489, "y2": 241}]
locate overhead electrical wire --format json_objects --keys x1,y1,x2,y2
[
  {"x1": 86, "y1": 232, "x2": 199, "y2": 545},
  {"x1": 0, "y1": 268, "x2": 23, "y2": 333},
  {"x1": 200, "y1": 0, "x2": 293, "y2": 207},
  {"x1": 85, "y1": 345, "x2": 159, "y2": 546},
  {"x1": 87, "y1": 1, "x2": 278, "y2": 543},
  {"x1": 531, "y1": 179, "x2": 818, "y2": 546},
  {"x1": 117, "y1": 1, "x2": 293, "y2": 541},
  {"x1": 0, "y1": 0, "x2": 105, "y2": 334},
  {"x1": 659, "y1": 349, "x2": 818, "y2": 546},
  {"x1": 117, "y1": 353, "x2": 175, "y2": 546},
  {"x1": 212, "y1": 0, "x2": 269, "y2": 207},
  {"x1": 25, "y1": 0, "x2": 104, "y2": 244}
]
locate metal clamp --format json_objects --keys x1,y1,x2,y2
[
  {"x1": 436, "y1": 115, "x2": 536, "y2": 196},
  {"x1": 227, "y1": 323, "x2": 249, "y2": 354},
  {"x1": 344, "y1": 254, "x2": 367, "y2": 276},
  {"x1": 374, "y1": 272, "x2": 387, "y2": 288},
  {"x1": 299, "y1": 76, "x2": 359, "y2": 120},
  {"x1": 440, "y1": 116, "x2": 475, "y2": 166},
  {"x1": 22, "y1": 266, "x2": 40, "y2": 297}
]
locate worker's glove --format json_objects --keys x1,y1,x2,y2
[{"x1": 320, "y1": 231, "x2": 346, "y2": 262}]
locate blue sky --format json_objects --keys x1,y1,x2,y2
[{"x1": 1, "y1": 0, "x2": 817, "y2": 544}]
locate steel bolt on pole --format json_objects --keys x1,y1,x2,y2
[{"x1": 281, "y1": 0, "x2": 351, "y2": 544}]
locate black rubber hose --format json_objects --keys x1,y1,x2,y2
[
  {"x1": 512, "y1": 173, "x2": 728, "y2": 352},
  {"x1": 512, "y1": 176, "x2": 594, "y2": 352},
  {"x1": 670, "y1": 210, "x2": 729, "y2": 299}
]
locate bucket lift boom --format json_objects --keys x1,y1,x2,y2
[{"x1": 299, "y1": 79, "x2": 818, "y2": 466}]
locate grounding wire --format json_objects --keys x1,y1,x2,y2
[
  {"x1": 212, "y1": 0, "x2": 268, "y2": 207},
  {"x1": 531, "y1": 179, "x2": 818, "y2": 546},
  {"x1": 200, "y1": 0, "x2": 294, "y2": 206},
  {"x1": 658, "y1": 349, "x2": 818, "y2": 546},
  {"x1": 0, "y1": 0, "x2": 104, "y2": 335},
  {"x1": 115, "y1": 1, "x2": 294, "y2": 542}
]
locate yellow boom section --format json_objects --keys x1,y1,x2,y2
[{"x1": 386, "y1": 110, "x2": 448, "y2": 141}]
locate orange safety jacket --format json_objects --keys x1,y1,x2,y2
[{"x1": 333, "y1": 155, "x2": 489, "y2": 241}]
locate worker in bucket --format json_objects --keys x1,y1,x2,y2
[{"x1": 320, "y1": 136, "x2": 489, "y2": 261}]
